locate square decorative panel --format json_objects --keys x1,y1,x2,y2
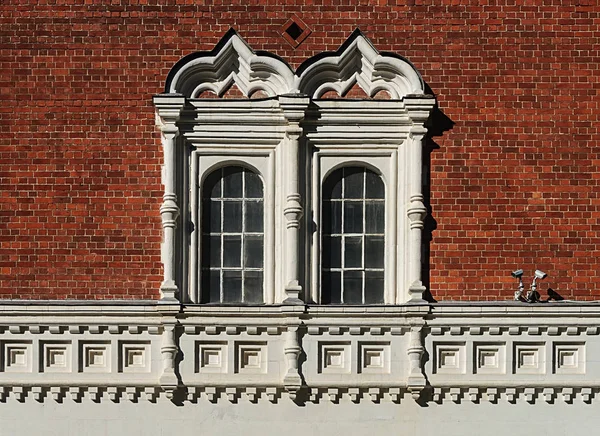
[
  {"x1": 514, "y1": 343, "x2": 545, "y2": 374},
  {"x1": 2, "y1": 342, "x2": 32, "y2": 373},
  {"x1": 119, "y1": 341, "x2": 151, "y2": 373},
  {"x1": 474, "y1": 343, "x2": 506, "y2": 374},
  {"x1": 235, "y1": 342, "x2": 267, "y2": 374},
  {"x1": 80, "y1": 342, "x2": 111, "y2": 373},
  {"x1": 358, "y1": 342, "x2": 390, "y2": 374},
  {"x1": 554, "y1": 343, "x2": 585, "y2": 374},
  {"x1": 41, "y1": 341, "x2": 72, "y2": 373},
  {"x1": 434, "y1": 342, "x2": 466, "y2": 374},
  {"x1": 196, "y1": 341, "x2": 227, "y2": 374},
  {"x1": 319, "y1": 342, "x2": 351, "y2": 374}
]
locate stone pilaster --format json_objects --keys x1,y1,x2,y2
[
  {"x1": 405, "y1": 96, "x2": 435, "y2": 303},
  {"x1": 153, "y1": 94, "x2": 186, "y2": 302},
  {"x1": 406, "y1": 126, "x2": 428, "y2": 303},
  {"x1": 279, "y1": 95, "x2": 310, "y2": 304}
]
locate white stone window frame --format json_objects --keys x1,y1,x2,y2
[
  {"x1": 311, "y1": 151, "x2": 398, "y2": 305},
  {"x1": 154, "y1": 30, "x2": 435, "y2": 304},
  {"x1": 189, "y1": 149, "x2": 276, "y2": 304}
]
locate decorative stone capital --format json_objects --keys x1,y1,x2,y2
[
  {"x1": 153, "y1": 93, "x2": 186, "y2": 126},
  {"x1": 279, "y1": 94, "x2": 310, "y2": 127},
  {"x1": 408, "y1": 125, "x2": 429, "y2": 141},
  {"x1": 404, "y1": 95, "x2": 436, "y2": 125}
]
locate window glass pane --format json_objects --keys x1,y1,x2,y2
[
  {"x1": 343, "y1": 271, "x2": 363, "y2": 304},
  {"x1": 201, "y1": 270, "x2": 220, "y2": 304},
  {"x1": 222, "y1": 167, "x2": 243, "y2": 198},
  {"x1": 244, "y1": 235, "x2": 263, "y2": 268},
  {"x1": 364, "y1": 236, "x2": 384, "y2": 269},
  {"x1": 323, "y1": 170, "x2": 342, "y2": 200},
  {"x1": 245, "y1": 171, "x2": 263, "y2": 198},
  {"x1": 343, "y1": 201, "x2": 363, "y2": 233},
  {"x1": 323, "y1": 200, "x2": 341, "y2": 234},
  {"x1": 323, "y1": 271, "x2": 341, "y2": 304},
  {"x1": 223, "y1": 201, "x2": 242, "y2": 233},
  {"x1": 245, "y1": 201, "x2": 263, "y2": 232},
  {"x1": 364, "y1": 271, "x2": 384, "y2": 304},
  {"x1": 344, "y1": 236, "x2": 363, "y2": 268},
  {"x1": 200, "y1": 166, "x2": 265, "y2": 304},
  {"x1": 322, "y1": 236, "x2": 341, "y2": 269},
  {"x1": 244, "y1": 271, "x2": 263, "y2": 303},
  {"x1": 365, "y1": 170, "x2": 384, "y2": 199},
  {"x1": 202, "y1": 200, "x2": 221, "y2": 233},
  {"x1": 209, "y1": 235, "x2": 221, "y2": 267},
  {"x1": 223, "y1": 235, "x2": 241, "y2": 267},
  {"x1": 321, "y1": 166, "x2": 386, "y2": 305},
  {"x1": 365, "y1": 202, "x2": 384, "y2": 233},
  {"x1": 222, "y1": 270, "x2": 242, "y2": 303},
  {"x1": 209, "y1": 201, "x2": 222, "y2": 233},
  {"x1": 203, "y1": 170, "x2": 222, "y2": 199},
  {"x1": 343, "y1": 167, "x2": 364, "y2": 199}
]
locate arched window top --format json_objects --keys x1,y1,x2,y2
[
  {"x1": 323, "y1": 166, "x2": 385, "y2": 201},
  {"x1": 201, "y1": 166, "x2": 264, "y2": 304},
  {"x1": 321, "y1": 167, "x2": 385, "y2": 304},
  {"x1": 202, "y1": 165, "x2": 264, "y2": 200}
]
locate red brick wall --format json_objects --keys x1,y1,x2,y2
[{"x1": 1, "y1": 1, "x2": 599, "y2": 300}]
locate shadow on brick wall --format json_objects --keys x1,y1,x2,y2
[{"x1": 422, "y1": 84, "x2": 455, "y2": 303}]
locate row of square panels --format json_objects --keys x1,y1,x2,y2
[
  {"x1": 197, "y1": 341, "x2": 267, "y2": 374},
  {"x1": 196, "y1": 341, "x2": 392, "y2": 375},
  {"x1": 1, "y1": 341, "x2": 151, "y2": 374},
  {"x1": 433, "y1": 342, "x2": 585, "y2": 375},
  {"x1": 318, "y1": 342, "x2": 391, "y2": 374}
]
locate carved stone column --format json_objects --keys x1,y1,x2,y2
[
  {"x1": 405, "y1": 96, "x2": 435, "y2": 303},
  {"x1": 283, "y1": 325, "x2": 303, "y2": 400},
  {"x1": 280, "y1": 95, "x2": 310, "y2": 304},
  {"x1": 406, "y1": 126, "x2": 428, "y2": 303},
  {"x1": 406, "y1": 322, "x2": 426, "y2": 400},
  {"x1": 159, "y1": 321, "x2": 179, "y2": 399},
  {"x1": 153, "y1": 94, "x2": 186, "y2": 302}
]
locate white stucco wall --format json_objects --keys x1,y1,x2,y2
[{"x1": 0, "y1": 399, "x2": 596, "y2": 436}]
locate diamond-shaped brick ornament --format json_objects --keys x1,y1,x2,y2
[{"x1": 280, "y1": 15, "x2": 312, "y2": 48}]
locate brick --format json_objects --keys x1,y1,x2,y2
[{"x1": 1, "y1": 1, "x2": 599, "y2": 300}]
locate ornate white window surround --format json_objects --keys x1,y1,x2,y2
[{"x1": 153, "y1": 29, "x2": 435, "y2": 305}]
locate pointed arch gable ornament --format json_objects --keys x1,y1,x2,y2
[
  {"x1": 165, "y1": 28, "x2": 294, "y2": 98},
  {"x1": 165, "y1": 28, "x2": 425, "y2": 99},
  {"x1": 154, "y1": 29, "x2": 436, "y2": 305}
]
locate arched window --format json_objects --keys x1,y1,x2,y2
[
  {"x1": 201, "y1": 166, "x2": 264, "y2": 303},
  {"x1": 321, "y1": 167, "x2": 385, "y2": 304}
]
